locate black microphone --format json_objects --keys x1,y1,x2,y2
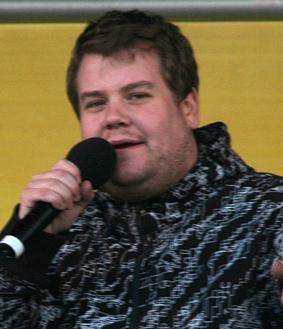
[{"x1": 0, "y1": 137, "x2": 117, "y2": 259}]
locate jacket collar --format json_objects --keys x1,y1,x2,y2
[{"x1": 96, "y1": 122, "x2": 253, "y2": 208}]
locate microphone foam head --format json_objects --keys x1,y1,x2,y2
[{"x1": 66, "y1": 137, "x2": 117, "y2": 188}]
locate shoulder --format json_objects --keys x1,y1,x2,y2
[
  {"x1": 238, "y1": 172, "x2": 283, "y2": 226},
  {"x1": 236, "y1": 172, "x2": 283, "y2": 198},
  {"x1": 220, "y1": 172, "x2": 283, "y2": 227}
]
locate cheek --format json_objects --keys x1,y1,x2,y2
[
  {"x1": 145, "y1": 122, "x2": 171, "y2": 154},
  {"x1": 80, "y1": 115, "x2": 101, "y2": 139},
  {"x1": 146, "y1": 112, "x2": 181, "y2": 141}
]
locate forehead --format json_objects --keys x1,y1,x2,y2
[{"x1": 76, "y1": 50, "x2": 164, "y2": 89}]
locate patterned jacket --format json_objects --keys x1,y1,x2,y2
[{"x1": 1, "y1": 122, "x2": 283, "y2": 328}]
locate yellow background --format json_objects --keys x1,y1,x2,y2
[{"x1": 0, "y1": 22, "x2": 282, "y2": 226}]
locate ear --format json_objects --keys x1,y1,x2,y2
[{"x1": 180, "y1": 88, "x2": 199, "y2": 129}]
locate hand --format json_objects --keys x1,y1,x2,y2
[
  {"x1": 271, "y1": 258, "x2": 283, "y2": 304},
  {"x1": 19, "y1": 160, "x2": 94, "y2": 234}
]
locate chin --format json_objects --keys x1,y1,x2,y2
[
  {"x1": 111, "y1": 167, "x2": 150, "y2": 185},
  {"x1": 101, "y1": 175, "x2": 154, "y2": 202}
]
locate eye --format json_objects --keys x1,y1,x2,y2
[
  {"x1": 85, "y1": 99, "x2": 107, "y2": 111},
  {"x1": 127, "y1": 92, "x2": 151, "y2": 102}
]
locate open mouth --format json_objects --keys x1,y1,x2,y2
[{"x1": 113, "y1": 142, "x2": 143, "y2": 150}]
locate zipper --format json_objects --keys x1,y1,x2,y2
[{"x1": 129, "y1": 211, "x2": 157, "y2": 329}]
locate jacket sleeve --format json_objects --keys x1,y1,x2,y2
[{"x1": 0, "y1": 207, "x2": 67, "y2": 328}]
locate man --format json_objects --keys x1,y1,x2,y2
[{"x1": 0, "y1": 10, "x2": 283, "y2": 328}]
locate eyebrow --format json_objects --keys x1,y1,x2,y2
[
  {"x1": 121, "y1": 80, "x2": 154, "y2": 93},
  {"x1": 80, "y1": 80, "x2": 154, "y2": 102},
  {"x1": 80, "y1": 90, "x2": 104, "y2": 102}
]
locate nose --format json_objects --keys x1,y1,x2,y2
[{"x1": 104, "y1": 100, "x2": 131, "y2": 129}]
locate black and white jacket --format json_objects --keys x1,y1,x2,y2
[{"x1": 1, "y1": 122, "x2": 283, "y2": 328}]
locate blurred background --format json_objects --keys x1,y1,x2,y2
[{"x1": 0, "y1": 0, "x2": 282, "y2": 226}]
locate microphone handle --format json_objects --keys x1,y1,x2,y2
[
  {"x1": 0, "y1": 202, "x2": 59, "y2": 259},
  {"x1": 10, "y1": 201, "x2": 59, "y2": 241}
]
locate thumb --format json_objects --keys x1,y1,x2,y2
[{"x1": 79, "y1": 180, "x2": 95, "y2": 207}]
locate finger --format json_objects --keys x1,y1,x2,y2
[
  {"x1": 29, "y1": 171, "x2": 81, "y2": 202},
  {"x1": 51, "y1": 159, "x2": 81, "y2": 184},
  {"x1": 43, "y1": 182, "x2": 94, "y2": 235},
  {"x1": 18, "y1": 159, "x2": 82, "y2": 219},
  {"x1": 19, "y1": 187, "x2": 70, "y2": 219},
  {"x1": 271, "y1": 258, "x2": 283, "y2": 280},
  {"x1": 271, "y1": 259, "x2": 283, "y2": 305},
  {"x1": 80, "y1": 180, "x2": 95, "y2": 205},
  {"x1": 19, "y1": 177, "x2": 80, "y2": 219}
]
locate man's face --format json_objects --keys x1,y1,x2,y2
[{"x1": 76, "y1": 51, "x2": 199, "y2": 201}]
